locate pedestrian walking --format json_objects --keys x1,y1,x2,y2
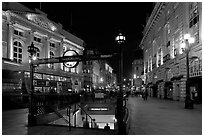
[
  {"x1": 104, "y1": 123, "x2": 110, "y2": 130},
  {"x1": 82, "y1": 117, "x2": 89, "y2": 128},
  {"x1": 144, "y1": 88, "x2": 148, "y2": 100}
]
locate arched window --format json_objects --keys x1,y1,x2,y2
[
  {"x1": 49, "y1": 51, "x2": 55, "y2": 69},
  {"x1": 13, "y1": 41, "x2": 23, "y2": 63}
]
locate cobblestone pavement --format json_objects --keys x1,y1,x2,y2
[{"x1": 127, "y1": 96, "x2": 202, "y2": 135}]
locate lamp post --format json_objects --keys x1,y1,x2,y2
[
  {"x1": 115, "y1": 32, "x2": 125, "y2": 134},
  {"x1": 27, "y1": 42, "x2": 38, "y2": 126},
  {"x1": 182, "y1": 34, "x2": 195, "y2": 109}
]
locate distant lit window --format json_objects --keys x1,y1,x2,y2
[{"x1": 13, "y1": 41, "x2": 23, "y2": 63}]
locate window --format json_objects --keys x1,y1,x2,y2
[
  {"x1": 189, "y1": 2, "x2": 199, "y2": 28},
  {"x1": 14, "y1": 29, "x2": 23, "y2": 36},
  {"x1": 157, "y1": 48, "x2": 161, "y2": 67},
  {"x1": 13, "y1": 41, "x2": 23, "y2": 63},
  {"x1": 50, "y1": 42, "x2": 55, "y2": 48},
  {"x1": 194, "y1": 32, "x2": 199, "y2": 43},
  {"x1": 34, "y1": 36, "x2": 42, "y2": 43},
  {"x1": 36, "y1": 47, "x2": 40, "y2": 58},
  {"x1": 167, "y1": 22, "x2": 170, "y2": 34},
  {"x1": 49, "y1": 51, "x2": 55, "y2": 69},
  {"x1": 166, "y1": 41, "x2": 170, "y2": 47},
  {"x1": 71, "y1": 68, "x2": 76, "y2": 73}
]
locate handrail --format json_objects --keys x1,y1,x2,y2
[
  {"x1": 48, "y1": 105, "x2": 70, "y2": 125},
  {"x1": 77, "y1": 104, "x2": 94, "y2": 128}
]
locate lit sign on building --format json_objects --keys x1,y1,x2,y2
[
  {"x1": 63, "y1": 50, "x2": 79, "y2": 68},
  {"x1": 88, "y1": 107, "x2": 109, "y2": 111},
  {"x1": 26, "y1": 13, "x2": 57, "y2": 31}
]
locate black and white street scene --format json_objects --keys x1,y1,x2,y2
[{"x1": 2, "y1": 2, "x2": 202, "y2": 135}]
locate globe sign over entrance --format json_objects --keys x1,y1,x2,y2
[{"x1": 63, "y1": 50, "x2": 79, "y2": 68}]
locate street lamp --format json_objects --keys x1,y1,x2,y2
[
  {"x1": 181, "y1": 33, "x2": 195, "y2": 109},
  {"x1": 115, "y1": 32, "x2": 125, "y2": 134},
  {"x1": 27, "y1": 42, "x2": 38, "y2": 126}
]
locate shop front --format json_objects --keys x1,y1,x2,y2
[
  {"x1": 189, "y1": 76, "x2": 202, "y2": 104},
  {"x1": 164, "y1": 81, "x2": 173, "y2": 100}
]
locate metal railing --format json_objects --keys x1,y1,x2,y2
[
  {"x1": 77, "y1": 104, "x2": 94, "y2": 128},
  {"x1": 2, "y1": 93, "x2": 80, "y2": 114}
]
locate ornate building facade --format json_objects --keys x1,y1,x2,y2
[
  {"x1": 132, "y1": 59, "x2": 144, "y2": 91},
  {"x1": 140, "y1": 2, "x2": 202, "y2": 103},
  {"x1": 2, "y1": 2, "x2": 85, "y2": 94},
  {"x1": 82, "y1": 49, "x2": 117, "y2": 92}
]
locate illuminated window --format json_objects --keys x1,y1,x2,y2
[
  {"x1": 71, "y1": 68, "x2": 76, "y2": 73},
  {"x1": 13, "y1": 41, "x2": 23, "y2": 63}
]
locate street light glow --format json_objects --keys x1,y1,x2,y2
[
  {"x1": 133, "y1": 74, "x2": 136, "y2": 79},
  {"x1": 184, "y1": 33, "x2": 195, "y2": 44},
  {"x1": 188, "y1": 37, "x2": 195, "y2": 44},
  {"x1": 184, "y1": 34, "x2": 190, "y2": 40},
  {"x1": 33, "y1": 56, "x2": 37, "y2": 60}
]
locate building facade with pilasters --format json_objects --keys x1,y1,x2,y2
[
  {"x1": 2, "y1": 2, "x2": 85, "y2": 94},
  {"x1": 140, "y1": 2, "x2": 202, "y2": 103}
]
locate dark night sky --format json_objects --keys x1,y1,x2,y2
[{"x1": 20, "y1": 2, "x2": 154, "y2": 78}]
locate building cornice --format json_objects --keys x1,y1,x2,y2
[
  {"x1": 140, "y1": 2, "x2": 165, "y2": 49},
  {"x1": 7, "y1": 10, "x2": 65, "y2": 39},
  {"x1": 63, "y1": 39, "x2": 84, "y2": 50},
  {"x1": 7, "y1": 10, "x2": 85, "y2": 51}
]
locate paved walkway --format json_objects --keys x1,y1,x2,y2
[{"x1": 127, "y1": 96, "x2": 202, "y2": 135}]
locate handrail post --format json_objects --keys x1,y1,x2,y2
[
  {"x1": 86, "y1": 114, "x2": 88, "y2": 128},
  {"x1": 74, "y1": 104, "x2": 77, "y2": 127},
  {"x1": 69, "y1": 105, "x2": 71, "y2": 131}
]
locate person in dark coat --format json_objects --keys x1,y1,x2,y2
[{"x1": 104, "y1": 123, "x2": 110, "y2": 130}]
